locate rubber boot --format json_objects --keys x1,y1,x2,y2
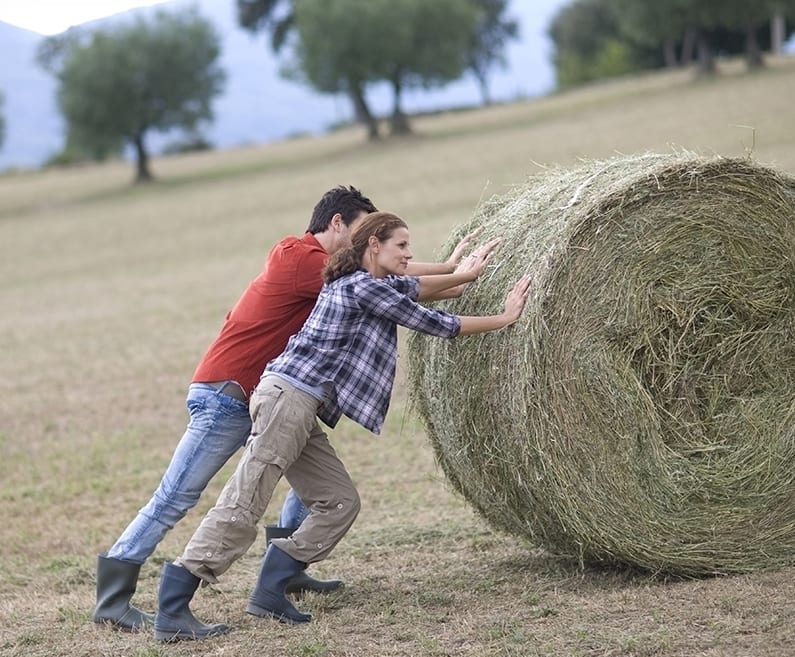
[
  {"x1": 92, "y1": 554, "x2": 154, "y2": 631},
  {"x1": 246, "y1": 545, "x2": 312, "y2": 624},
  {"x1": 265, "y1": 524, "x2": 344, "y2": 596},
  {"x1": 153, "y1": 563, "x2": 229, "y2": 642}
]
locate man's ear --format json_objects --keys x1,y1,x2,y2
[{"x1": 331, "y1": 213, "x2": 344, "y2": 231}]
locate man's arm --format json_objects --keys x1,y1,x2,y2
[
  {"x1": 405, "y1": 227, "x2": 484, "y2": 276},
  {"x1": 417, "y1": 237, "x2": 502, "y2": 301}
]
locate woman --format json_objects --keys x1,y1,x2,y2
[{"x1": 153, "y1": 211, "x2": 532, "y2": 641}]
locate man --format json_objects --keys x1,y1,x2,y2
[{"x1": 92, "y1": 185, "x2": 474, "y2": 631}]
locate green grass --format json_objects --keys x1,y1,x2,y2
[{"x1": 2, "y1": 56, "x2": 795, "y2": 656}]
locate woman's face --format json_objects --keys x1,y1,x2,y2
[{"x1": 374, "y1": 226, "x2": 413, "y2": 276}]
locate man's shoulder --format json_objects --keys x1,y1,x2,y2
[{"x1": 272, "y1": 232, "x2": 324, "y2": 256}]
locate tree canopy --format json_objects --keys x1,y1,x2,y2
[
  {"x1": 291, "y1": 0, "x2": 479, "y2": 136},
  {"x1": 38, "y1": 9, "x2": 225, "y2": 182},
  {"x1": 466, "y1": 0, "x2": 520, "y2": 105},
  {"x1": 550, "y1": 0, "x2": 795, "y2": 87},
  {"x1": 238, "y1": 0, "x2": 514, "y2": 139}
]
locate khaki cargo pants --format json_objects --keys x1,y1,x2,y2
[{"x1": 176, "y1": 373, "x2": 361, "y2": 584}]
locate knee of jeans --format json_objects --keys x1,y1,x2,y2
[{"x1": 152, "y1": 488, "x2": 201, "y2": 521}]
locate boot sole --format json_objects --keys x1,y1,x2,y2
[
  {"x1": 154, "y1": 625, "x2": 229, "y2": 642},
  {"x1": 246, "y1": 602, "x2": 311, "y2": 624},
  {"x1": 93, "y1": 616, "x2": 154, "y2": 633},
  {"x1": 285, "y1": 581, "x2": 344, "y2": 597}
]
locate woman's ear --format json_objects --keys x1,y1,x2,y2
[{"x1": 368, "y1": 235, "x2": 380, "y2": 252}]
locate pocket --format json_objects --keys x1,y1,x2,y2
[
  {"x1": 244, "y1": 382, "x2": 315, "y2": 487},
  {"x1": 231, "y1": 450, "x2": 270, "y2": 512},
  {"x1": 249, "y1": 382, "x2": 285, "y2": 430}
]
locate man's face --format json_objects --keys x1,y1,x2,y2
[{"x1": 336, "y1": 210, "x2": 368, "y2": 251}]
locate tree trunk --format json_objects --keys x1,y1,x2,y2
[
  {"x1": 663, "y1": 39, "x2": 678, "y2": 68},
  {"x1": 745, "y1": 24, "x2": 764, "y2": 70},
  {"x1": 680, "y1": 27, "x2": 697, "y2": 67},
  {"x1": 474, "y1": 69, "x2": 492, "y2": 106},
  {"x1": 133, "y1": 133, "x2": 153, "y2": 183},
  {"x1": 389, "y1": 78, "x2": 411, "y2": 136},
  {"x1": 771, "y1": 11, "x2": 786, "y2": 55},
  {"x1": 694, "y1": 31, "x2": 716, "y2": 76},
  {"x1": 347, "y1": 80, "x2": 379, "y2": 141}
]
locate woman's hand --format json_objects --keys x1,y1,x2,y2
[
  {"x1": 502, "y1": 275, "x2": 532, "y2": 325},
  {"x1": 455, "y1": 274, "x2": 532, "y2": 335}
]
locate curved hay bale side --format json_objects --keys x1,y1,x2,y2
[{"x1": 408, "y1": 152, "x2": 795, "y2": 575}]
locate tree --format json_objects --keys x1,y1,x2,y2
[
  {"x1": 238, "y1": 0, "x2": 295, "y2": 52},
  {"x1": 238, "y1": 0, "x2": 382, "y2": 139},
  {"x1": 607, "y1": 0, "x2": 693, "y2": 68},
  {"x1": 37, "y1": 10, "x2": 225, "y2": 182},
  {"x1": 290, "y1": 0, "x2": 479, "y2": 137},
  {"x1": 549, "y1": 0, "x2": 660, "y2": 88},
  {"x1": 466, "y1": 0, "x2": 520, "y2": 106},
  {"x1": 709, "y1": 0, "x2": 795, "y2": 69},
  {"x1": 237, "y1": 0, "x2": 378, "y2": 137},
  {"x1": 599, "y1": 0, "x2": 795, "y2": 77},
  {"x1": 240, "y1": 0, "x2": 484, "y2": 139},
  {"x1": 238, "y1": 0, "x2": 385, "y2": 136}
]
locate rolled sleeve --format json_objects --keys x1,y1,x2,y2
[{"x1": 355, "y1": 277, "x2": 460, "y2": 338}]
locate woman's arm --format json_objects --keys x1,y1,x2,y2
[
  {"x1": 405, "y1": 227, "x2": 484, "y2": 276},
  {"x1": 457, "y1": 275, "x2": 532, "y2": 335},
  {"x1": 417, "y1": 270, "x2": 478, "y2": 301},
  {"x1": 356, "y1": 271, "x2": 531, "y2": 340}
]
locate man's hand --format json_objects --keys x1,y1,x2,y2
[
  {"x1": 454, "y1": 236, "x2": 502, "y2": 281},
  {"x1": 444, "y1": 227, "x2": 484, "y2": 271}
]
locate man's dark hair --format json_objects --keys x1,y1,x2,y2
[{"x1": 306, "y1": 185, "x2": 377, "y2": 233}]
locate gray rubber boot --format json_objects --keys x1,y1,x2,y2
[
  {"x1": 246, "y1": 545, "x2": 312, "y2": 624},
  {"x1": 92, "y1": 554, "x2": 154, "y2": 631},
  {"x1": 265, "y1": 525, "x2": 344, "y2": 596},
  {"x1": 153, "y1": 563, "x2": 229, "y2": 642}
]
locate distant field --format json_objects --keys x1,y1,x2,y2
[{"x1": 2, "y1": 56, "x2": 795, "y2": 657}]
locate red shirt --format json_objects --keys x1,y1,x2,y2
[{"x1": 192, "y1": 232, "x2": 328, "y2": 398}]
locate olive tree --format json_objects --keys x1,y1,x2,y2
[
  {"x1": 38, "y1": 9, "x2": 225, "y2": 182},
  {"x1": 290, "y1": 0, "x2": 479, "y2": 137}
]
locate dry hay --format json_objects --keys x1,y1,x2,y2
[{"x1": 407, "y1": 152, "x2": 795, "y2": 576}]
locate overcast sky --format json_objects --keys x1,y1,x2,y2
[{"x1": 0, "y1": 1, "x2": 170, "y2": 34}]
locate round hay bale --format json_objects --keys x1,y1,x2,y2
[{"x1": 407, "y1": 152, "x2": 795, "y2": 576}]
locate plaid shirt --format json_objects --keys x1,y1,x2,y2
[{"x1": 266, "y1": 269, "x2": 461, "y2": 434}]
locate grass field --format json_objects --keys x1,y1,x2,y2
[{"x1": 2, "y1": 56, "x2": 795, "y2": 657}]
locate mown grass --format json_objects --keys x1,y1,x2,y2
[{"x1": 2, "y1": 56, "x2": 795, "y2": 656}]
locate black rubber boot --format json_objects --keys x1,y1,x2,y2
[
  {"x1": 92, "y1": 554, "x2": 154, "y2": 631},
  {"x1": 153, "y1": 563, "x2": 229, "y2": 642},
  {"x1": 265, "y1": 524, "x2": 344, "y2": 596},
  {"x1": 246, "y1": 545, "x2": 312, "y2": 624}
]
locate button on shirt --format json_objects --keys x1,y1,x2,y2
[{"x1": 266, "y1": 269, "x2": 461, "y2": 434}]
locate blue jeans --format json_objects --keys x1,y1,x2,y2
[
  {"x1": 107, "y1": 382, "x2": 251, "y2": 564},
  {"x1": 279, "y1": 488, "x2": 311, "y2": 528}
]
